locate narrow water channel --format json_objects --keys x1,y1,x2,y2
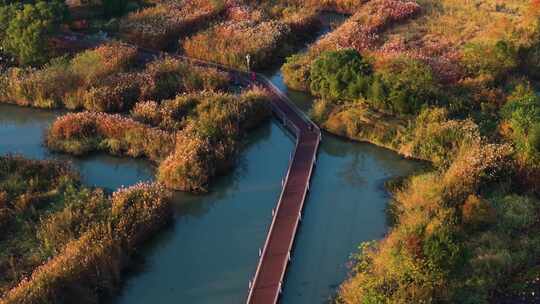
[{"x1": 0, "y1": 13, "x2": 421, "y2": 304}]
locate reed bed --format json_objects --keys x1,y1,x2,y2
[
  {"x1": 46, "y1": 111, "x2": 175, "y2": 160},
  {"x1": 183, "y1": 20, "x2": 294, "y2": 70},
  {"x1": 182, "y1": 1, "x2": 323, "y2": 70},
  {"x1": 47, "y1": 87, "x2": 272, "y2": 192},
  {"x1": 119, "y1": 0, "x2": 224, "y2": 49},
  {"x1": 0, "y1": 45, "x2": 231, "y2": 112},
  {"x1": 1, "y1": 182, "x2": 172, "y2": 304}
]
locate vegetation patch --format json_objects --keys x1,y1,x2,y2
[
  {"x1": 47, "y1": 88, "x2": 272, "y2": 192},
  {"x1": 119, "y1": 0, "x2": 223, "y2": 50},
  {"x1": 182, "y1": 2, "x2": 323, "y2": 70},
  {"x1": 282, "y1": 0, "x2": 421, "y2": 90},
  {"x1": 0, "y1": 44, "x2": 230, "y2": 111},
  {"x1": 0, "y1": 156, "x2": 172, "y2": 303}
]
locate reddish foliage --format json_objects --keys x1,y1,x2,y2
[{"x1": 404, "y1": 234, "x2": 424, "y2": 259}]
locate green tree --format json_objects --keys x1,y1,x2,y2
[
  {"x1": 309, "y1": 49, "x2": 373, "y2": 101},
  {"x1": 0, "y1": 5, "x2": 15, "y2": 41},
  {"x1": 1, "y1": 0, "x2": 67, "y2": 66},
  {"x1": 501, "y1": 83, "x2": 540, "y2": 165},
  {"x1": 376, "y1": 57, "x2": 440, "y2": 114}
]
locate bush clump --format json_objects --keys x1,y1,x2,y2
[
  {"x1": 0, "y1": 0, "x2": 68, "y2": 65},
  {"x1": 500, "y1": 83, "x2": 540, "y2": 166},
  {"x1": 309, "y1": 49, "x2": 440, "y2": 115},
  {"x1": 309, "y1": 49, "x2": 373, "y2": 101}
]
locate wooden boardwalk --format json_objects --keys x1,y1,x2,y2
[
  {"x1": 245, "y1": 76, "x2": 321, "y2": 304},
  {"x1": 54, "y1": 32, "x2": 322, "y2": 303}
]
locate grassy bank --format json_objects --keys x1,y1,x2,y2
[{"x1": 0, "y1": 156, "x2": 172, "y2": 304}]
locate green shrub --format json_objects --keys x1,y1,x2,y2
[
  {"x1": 492, "y1": 195, "x2": 537, "y2": 233},
  {"x1": 309, "y1": 49, "x2": 372, "y2": 101},
  {"x1": 0, "y1": 0, "x2": 67, "y2": 65},
  {"x1": 309, "y1": 51, "x2": 440, "y2": 115},
  {"x1": 500, "y1": 83, "x2": 540, "y2": 166},
  {"x1": 462, "y1": 41, "x2": 518, "y2": 82},
  {"x1": 422, "y1": 227, "x2": 464, "y2": 278},
  {"x1": 375, "y1": 57, "x2": 441, "y2": 115}
]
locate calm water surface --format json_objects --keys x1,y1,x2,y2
[
  {"x1": 0, "y1": 12, "x2": 421, "y2": 304},
  {"x1": 0, "y1": 105, "x2": 154, "y2": 189}
]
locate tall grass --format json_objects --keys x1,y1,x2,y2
[
  {"x1": 183, "y1": 20, "x2": 294, "y2": 70},
  {"x1": 1, "y1": 182, "x2": 172, "y2": 304},
  {"x1": 0, "y1": 46, "x2": 231, "y2": 112},
  {"x1": 139, "y1": 56, "x2": 230, "y2": 101},
  {"x1": 0, "y1": 42, "x2": 137, "y2": 109},
  {"x1": 181, "y1": 2, "x2": 323, "y2": 70},
  {"x1": 46, "y1": 112, "x2": 175, "y2": 160},
  {"x1": 0, "y1": 156, "x2": 79, "y2": 294},
  {"x1": 119, "y1": 0, "x2": 224, "y2": 49}
]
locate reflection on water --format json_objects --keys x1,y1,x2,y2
[{"x1": 0, "y1": 104, "x2": 154, "y2": 190}]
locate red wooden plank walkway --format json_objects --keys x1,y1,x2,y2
[{"x1": 245, "y1": 77, "x2": 321, "y2": 304}]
